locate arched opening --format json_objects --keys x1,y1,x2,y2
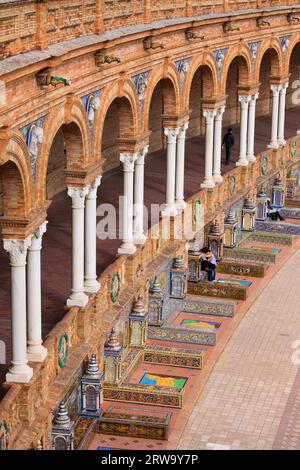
[
  {"x1": 224, "y1": 56, "x2": 249, "y2": 127},
  {"x1": 41, "y1": 122, "x2": 84, "y2": 338},
  {"x1": 96, "y1": 96, "x2": 136, "y2": 267},
  {"x1": 187, "y1": 65, "x2": 214, "y2": 139},
  {"x1": 256, "y1": 49, "x2": 280, "y2": 118},
  {"x1": 0, "y1": 161, "x2": 27, "y2": 389},
  {"x1": 148, "y1": 79, "x2": 177, "y2": 153},
  {"x1": 287, "y1": 42, "x2": 300, "y2": 109}
]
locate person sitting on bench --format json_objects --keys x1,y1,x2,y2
[
  {"x1": 267, "y1": 200, "x2": 285, "y2": 221},
  {"x1": 199, "y1": 247, "x2": 217, "y2": 282}
]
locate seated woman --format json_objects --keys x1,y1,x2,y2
[
  {"x1": 267, "y1": 200, "x2": 285, "y2": 221},
  {"x1": 199, "y1": 247, "x2": 217, "y2": 282}
]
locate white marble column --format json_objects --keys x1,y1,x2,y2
[
  {"x1": 67, "y1": 186, "x2": 89, "y2": 307},
  {"x1": 133, "y1": 146, "x2": 148, "y2": 244},
  {"x1": 84, "y1": 176, "x2": 101, "y2": 293},
  {"x1": 118, "y1": 153, "x2": 137, "y2": 255},
  {"x1": 201, "y1": 110, "x2": 216, "y2": 188},
  {"x1": 268, "y1": 84, "x2": 281, "y2": 149},
  {"x1": 213, "y1": 107, "x2": 225, "y2": 183},
  {"x1": 247, "y1": 93, "x2": 259, "y2": 163},
  {"x1": 175, "y1": 122, "x2": 189, "y2": 209},
  {"x1": 27, "y1": 222, "x2": 48, "y2": 362},
  {"x1": 162, "y1": 127, "x2": 179, "y2": 217},
  {"x1": 278, "y1": 83, "x2": 288, "y2": 146},
  {"x1": 4, "y1": 238, "x2": 33, "y2": 383},
  {"x1": 236, "y1": 95, "x2": 250, "y2": 166}
]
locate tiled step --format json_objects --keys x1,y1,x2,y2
[
  {"x1": 285, "y1": 198, "x2": 300, "y2": 208},
  {"x1": 144, "y1": 343, "x2": 205, "y2": 369},
  {"x1": 98, "y1": 406, "x2": 172, "y2": 440},
  {"x1": 281, "y1": 207, "x2": 300, "y2": 219},
  {"x1": 182, "y1": 296, "x2": 236, "y2": 317}
]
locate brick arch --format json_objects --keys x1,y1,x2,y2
[
  {"x1": 0, "y1": 131, "x2": 33, "y2": 219},
  {"x1": 285, "y1": 33, "x2": 300, "y2": 75},
  {"x1": 142, "y1": 62, "x2": 181, "y2": 132},
  {"x1": 184, "y1": 53, "x2": 219, "y2": 112},
  {"x1": 93, "y1": 78, "x2": 140, "y2": 163},
  {"x1": 36, "y1": 100, "x2": 90, "y2": 205},
  {"x1": 255, "y1": 39, "x2": 283, "y2": 80},
  {"x1": 221, "y1": 45, "x2": 253, "y2": 94}
]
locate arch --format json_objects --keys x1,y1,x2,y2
[
  {"x1": 255, "y1": 39, "x2": 283, "y2": 80},
  {"x1": 285, "y1": 33, "x2": 300, "y2": 75},
  {"x1": 0, "y1": 132, "x2": 34, "y2": 219},
  {"x1": 142, "y1": 62, "x2": 181, "y2": 132},
  {"x1": 221, "y1": 45, "x2": 252, "y2": 94},
  {"x1": 184, "y1": 53, "x2": 219, "y2": 111},
  {"x1": 36, "y1": 99, "x2": 90, "y2": 205},
  {"x1": 93, "y1": 78, "x2": 140, "y2": 164}
]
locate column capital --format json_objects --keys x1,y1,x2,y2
[
  {"x1": 164, "y1": 127, "x2": 180, "y2": 143},
  {"x1": 203, "y1": 110, "x2": 216, "y2": 122},
  {"x1": 270, "y1": 84, "x2": 282, "y2": 95},
  {"x1": 250, "y1": 92, "x2": 259, "y2": 102},
  {"x1": 67, "y1": 186, "x2": 89, "y2": 209},
  {"x1": 120, "y1": 153, "x2": 137, "y2": 172},
  {"x1": 280, "y1": 82, "x2": 289, "y2": 93},
  {"x1": 136, "y1": 146, "x2": 149, "y2": 165},
  {"x1": 178, "y1": 121, "x2": 189, "y2": 139},
  {"x1": 87, "y1": 175, "x2": 102, "y2": 200},
  {"x1": 238, "y1": 95, "x2": 251, "y2": 106},
  {"x1": 30, "y1": 221, "x2": 48, "y2": 251},
  {"x1": 3, "y1": 237, "x2": 32, "y2": 267},
  {"x1": 215, "y1": 107, "x2": 225, "y2": 120}
]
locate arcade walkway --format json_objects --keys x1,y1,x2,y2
[
  {"x1": 0, "y1": 107, "x2": 299, "y2": 387},
  {"x1": 178, "y1": 243, "x2": 300, "y2": 450}
]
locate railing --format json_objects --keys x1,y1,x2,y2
[
  {"x1": 1, "y1": 132, "x2": 300, "y2": 449},
  {"x1": 0, "y1": 0, "x2": 296, "y2": 59}
]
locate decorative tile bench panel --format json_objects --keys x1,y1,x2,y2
[
  {"x1": 223, "y1": 247, "x2": 277, "y2": 264},
  {"x1": 188, "y1": 280, "x2": 248, "y2": 301},
  {"x1": 250, "y1": 230, "x2": 294, "y2": 246},
  {"x1": 255, "y1": 221, "x2": 300, "y2": 235},
  {"x1": 182, "y1": 297, "x2": 236, "y2": 317},
  {"x1": 143, "y1": 343, "x2": 205, "y2": 369},
  {"x1": 98, "y1": 406, "x2": 172, "y2": 440},
  {"x1": 217, "y1": 260, "x2": 266, "y2": 277},
  {"x1": 147, "y1": 324, "x2": 217, "y2": 346},
  {"x1": 103, "y1": 383, "x2": 184, "y2": 408}
]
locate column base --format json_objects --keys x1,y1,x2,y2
[
  {"x1": 133, "y1": 233, "x2": 147, "y2": 245},
  {"x1": 268, "y1": 142, "x2": 279, "y2": 150},
  {"x1": 236, "y1": 157, "x2": 249, "y2": 167},
  {"x1": 6, "y1": 363, "x2": 33, "y2": 384},
  {"x1": 175, "y1": 199, "x2": 187, "y2": 210},
  {"x1": 27, "y1": 344, "x2": 48, "y2": 363},
  {"x1": 297, "y1": 129, "x2": 300, "y2": 135},
  {"x1": 247, "y1": 154, "x2": 256, "y2": 163},
  {"x1": 278, "y1": 139, "x2": 286, "y2": 147},
  {"x1": 84, "y1": 279, "x2": 101, "y2": 294},
  {"x1": 201, "y1": 179, "x2": 215, "y2": 189},
  {"x1": 161, "y1": 205, "x2": 178, "y2": 217},
  {"x1": 67, "y1": 291, "x2": 89, "y2": 307},
  {"x1": 213, "y1": 174, "x2": 223, "y2": 183},
  {"x1": 118, "y1": 242, "x2": 137, "y2": 255}
]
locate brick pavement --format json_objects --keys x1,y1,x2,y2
[{"x1": 178, "y1": 244, "x2": 300, "y2": 450}]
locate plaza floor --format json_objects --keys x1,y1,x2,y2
[{"x1": 0, "y1": 107, "x2": 299, "y2": 388}]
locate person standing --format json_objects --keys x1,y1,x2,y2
[{"x1": 222, "y1": 128, "x2": 234, "y2": 165}]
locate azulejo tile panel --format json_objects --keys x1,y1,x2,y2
[
  {"x1": 103, "y1": 383, "x2": 184, "y2": 408},
  {"x1": 255, "y1": 221, "x2": 300, "y2": 235},
  {"x1": 182, "y1": 297, "x2": 236, "y2": 317},
  {"x1": 188, "y1": 281, "x2": 248, "y2": 301},
  {"x1": 147, "y1": 324, "x2": 217, "y2": 346},
  {"x1": 144, "y1": 344, "x2": 205, "y2": 369}
]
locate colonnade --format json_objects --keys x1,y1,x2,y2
[{"x1": 2, "y1": 80, "x2": 291, "y2": 383}]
